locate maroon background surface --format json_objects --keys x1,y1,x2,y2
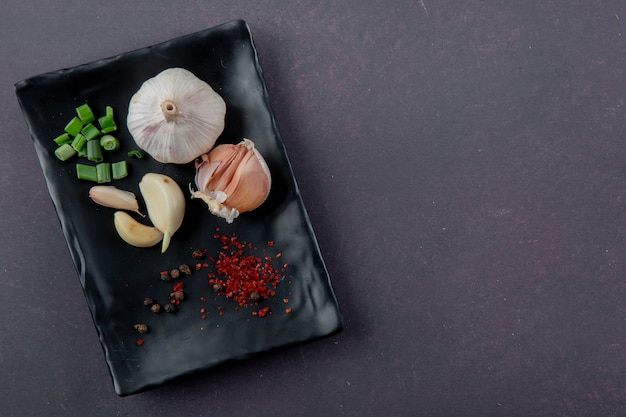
[{"x1": 2, "y1": 1, "x2": 626, "y2": 416}]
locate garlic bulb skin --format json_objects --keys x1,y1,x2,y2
[
  {"x1": 127, "y1": 68, "x2": 226, "y2": 164},
  {"x1": 191, "y1": 139, "x2": 271, "y2": 223}
]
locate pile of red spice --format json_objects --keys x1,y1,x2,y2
[{"x1": 207, "y1": 231, "x2": 289, "y2": 308}]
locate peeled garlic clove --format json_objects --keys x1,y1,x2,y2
[
  {"x1": 191, "y1": 138, "x2": 271, "y2": 223},
  {"x1": 89, "y1": 185, "x2": 143, "y2": 216},
  {"x1": 114, "y1": 211, "x2": 163, "y2": 248},
  {"x1": 127, "y1": 68, "x2": 226, "y2": 164},
  {"x1": 139, "y1": 173, "x2": 186, "y2": 253}
]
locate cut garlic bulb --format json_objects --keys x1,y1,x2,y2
[
  {"x1": 127, "y1": 67, "x2": 226, "y2": 164},
  {"x1": 191, "y1": 138, "x2": 271, "y2": 223}
]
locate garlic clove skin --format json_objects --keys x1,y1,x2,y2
[
  {"x1": 127, "y1": 68, "x2": 226, "y2": 164},
  {"x1": 89, "y1": 185, "x2": 143, "y2": 216},
  {"x1": 191, "y1": 138, "x2": 271, "y2": 223}
]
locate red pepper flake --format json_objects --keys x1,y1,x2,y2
[
  {"x1": 136, "y1": 339, "x2": 145, "y2": 346},
  {"x1": 285, "y1": 308, "x2": 293, "y2": 314},
  {"x1": 200, "y1": 308, "x2": 206, "y2": 313},
  {"x1": 200, "y1": 297, "x2": 207, "y2": 302},
  {"x1": 267, "y1": 241, "x2": 275, "y2": 247},
  {"x1": 208, "y1": 231, "x2": 287, "y2": 308},
  {"x1": 195, "y1": 263, "x2": 203, "y2": 271},
  {"x1": 201, "y1": 314, "x2": 207, "y2": 320},
  {"x1": 257, "y1": 307, "x2": 271, "y2": 317},
  {"x1": 283, "y1": 298, "x2": 289, "y2": 304},
  {"x1": 173, "y1": 282, "x2": 184, "y2": 292}
]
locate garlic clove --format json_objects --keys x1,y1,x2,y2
[
  {"x1": 89, "y1": 185, "x2": 143, "y2": 216},
  {"x1": 191, "y1": 138, "x2": 271, "y2": 223},
  {"x1": 127, "y1": 68, "x2": 226, "y2": 164},
  {"x1": 139, "y1": 173, "x2": 186, "y2": 253},
  {"x1": 113, "y1": 211, "x2": 163, "y2": 248}
]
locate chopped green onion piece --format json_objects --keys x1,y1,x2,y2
[
  {"x1": 54, "y1": 143, "x2": 77, "y2": 161},
  {"x1": 100, "y1": 135, "x2": 120, "y2": 151},
  {"x1": 76, "y1": 103, "x2": 95, "y2": 124},
  {"x1": 81, "y1": 123, "x2": 101, "y2": 141},
  {"x1": 53, "y1": 133, "x2": 72, "y2": 146},
  {"x1": 98, "y1": 114, "x2": 117, "y2": 133},
  {"x1": 78, "y1": 146, "x2": 88, "y2": 158},
  {"x1": 127, "y1": 149, "x2": 145, "y2": 159},
  {"x1": 70, "y1": 133, "x2": 87, "y2": 152},
  {"x1": 76, "y1": 163, "x2": 98, "y2": 181},
  {"x1": 64, "y1": 117, "x2": 83, "y2": 136},
  {"x1": 87, "y1": 140, "x2": 103, "y2": 162},
  {"x1": 112, "y1": 160, "x2": 128, "y2": 180},
  {"x1": 96, "y1": 162, "x2": 112, "y2": 183}
]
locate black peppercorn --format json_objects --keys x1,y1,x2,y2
[
  {"x1": 164, "y1": 303, "x2": 176, "y2": 313},
  {"x1": 151, "y1": 303, "x2": 161, "y2": 313},
  {"x1": 179, "y1": 264, "x2": 192, "y2": 275},
  {"x1": 134, "y1": 324, "x2": 149, "y2": 334},
  {"x1": 170, "y1": 291, "x2": 185, "y2": 301},
  {"x1": 192, "y1": 249, "x2": 204, "y2": 259},
  {"x1": 249, "y1": 291, "x2": 261, "y2": 302},
  {"x1": 213, "y1": 283, "x2": 224, "y2": 292},
  {"x1": 160, "y1": 271, "x2": 171, "y2": 282},
  {"x1": 143, "y1": 297, "x2": 154, "y2": 307},
  {"x1": 170, "y1": 268, "x2": 181, "y2": 279}
]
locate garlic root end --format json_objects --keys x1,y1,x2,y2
[{"x1": 191, "y1": 189, "x2": 239, "y2": 224}]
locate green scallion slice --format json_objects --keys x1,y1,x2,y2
[
  {"x1": 54, "y1": 143, "x2": 77, "y2": 161},
  {"x1": 106, "y1": 105, "x2": 114, "y2": 117},
  {"x1": 81, "y1": 123, "x2": 101, "y2": 141},
  {"x1": 111, "y1": 160, "x2": 128, "y2": 180},
  {"x1": 100, "y1": 135, "x2": 120, "y2": 151},
  {"x1": 87, "y1": 140, "x2": 103, "y2": 163},
  {"x1": 127, "y1": 149, "x2": 145, "y2": 159},
  {"x1": 76, "y1": 163, "x2": 98, "y2": 181},
  {"x1": 53, "y1": 133, "x2": 71, "y2": 146},
  {"x1": 64, "y1": 117, "x2": 83, "y2": 136},
  {"x1": 76, "y1": 103, "x2": 95, "y2": 124},
  {"x1": 98, "y1": 114, "x2": 117, "y2": 132},
  {"x1": 96, "y1": 162, "x2": 112, "y2": 183},
  {"x1": 70, "y1": 133, "x2": 87, "y2": 152}
]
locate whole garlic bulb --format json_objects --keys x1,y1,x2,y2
[
  {"x1": 191, "y1": 138, "x2": 271, "y2": 223},
  {"x1": 127, "y1": 67, "x2": 226, "y2": 164}
]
